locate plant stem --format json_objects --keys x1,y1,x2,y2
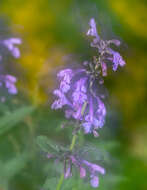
[
  {"x1": 56, "y1": 174, "x2": 64, "y2": 190},
  {"x1": 56, "y1": 134, "x2": 77, "y2": 190},
  {"x1": 56, "y1": 102, "x2": 86, "y2": 190},
  {"x1": 70, "y1": 134, "x2": 77, "y2": 150}
]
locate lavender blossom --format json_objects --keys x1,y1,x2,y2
[
  {"x1": 46, "y1": 18, "x2": 126, "y2": 190},
  {"x1": 2, "y1": 38, "x2": 22, "y2": 58},
  {"x1": 46, "y1": 149, "x2": 105, "y2": 188},
  {"x1": 87, "y1": 18, "x2": 126, "y2": 75},
  {"x1": 51, "y1": 18, "x2": 126, "y2": 135},
  {"x1": 57, "y1": 69, "x2": 73, "y2": 93},
  {"x1": 69, "y1": 155, "x2": 105, "y2": 188},
  {"x1": 0, "y1": 74, "x2": 17, "y2": 95},
  {"x1": 51, "y1": 67, "x2": 106, "y2": 135},
  {"x1": 87, "y1": 18, "x2": 100, "y2": 42},
  {"x1": 5, "y1": 75, "x2": 17, "y2": 94},
  {"x1": 51, "y1": 89, "x2": 70, "y2": 109}
]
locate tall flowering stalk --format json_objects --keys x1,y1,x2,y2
[
  {"x1": 52, "y1": 18, "x2": 125, "y2": 137},
  {"x1": 39, "y1": 18, "x2": 126, "y2": 189}
]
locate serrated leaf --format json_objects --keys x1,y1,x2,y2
[{"x1": 0, "y1": 106, "x2": 35, "y2": 136}]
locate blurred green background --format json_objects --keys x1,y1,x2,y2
[{"x1": 0, "y1": 0, "x2": 147, "y2": 189}]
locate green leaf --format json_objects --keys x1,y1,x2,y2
[
  {"x1": 0, "y1": 106, "x2": 35, "y2": 136},
  {"x1": 61, "y1": 178, "x2": 74, "y2": 189},
  {"x1": 36, "y1": 136, "x2": 60, "y2": 153},
  {"x1": 78, "y1": 144, "x2": 109, "y2": 163},
  {"x1": 42, "y1": 177, "x2": 57, "y2": 190},
  {"x1": 0, "y1": 152, "x2": 29, "y2": 180}
]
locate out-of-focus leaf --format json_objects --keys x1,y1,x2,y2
[
  {"x1": 104, "y1": 174, "x2": 126, "y2": 183},
  {"x1": 0, "y1": 152, "x2": 29, "y2": 180},
  {"x1": 0, "y1": 106, "x2": 35, "y2": 136},
  {"x1": 3, "y1": 153, "x2": 29, "y2": 179},
  {"x1": 42, "y1": 177, "x2": 57, "y2": 190},
  {"x1": 77, "y1": 144, "x2": 110, "y2": 163},
  {"x1": 61, "y1": 177, "x2": 91, "y2": 190},
  {"x1": 61, "y1": 178, "x2": 74, "y2": 190},
  {"x1": 97, "y1": 140, "x2": 121, "y2": 151},
  {"x1": 36, "y1": 136, "x2": 60, "y2": 153}
]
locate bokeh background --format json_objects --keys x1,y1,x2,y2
[{"x1": 0, "y1": 0, "x2": 147, "y2": 189}]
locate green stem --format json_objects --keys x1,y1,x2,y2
[
  {"x1": 56, "y1": 101, "x2": 87, "y2": 190},
  {"x1": 69, "y1": 134, "x2": 77, "y2": 150},
  {"x1": 56, "y1": 174, "x2": 64, "y2": 190},
  {"x1": 56, "y1": 134, "x2": 77, "y2": 190}
]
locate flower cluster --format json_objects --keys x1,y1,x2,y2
[
  {"x1": 0, "y1": 37, "x2": 21, "y2": 101},
  {"x1": 87, "y1": 18, "x2": 125, "y2": 75},
  {"x1": 65, "y1": 155, "x2": 105, "y2": 188},
  {"x1": 46, "y1": 151, "x2": 105, "y2": 188},
  {"x1": 2, "y1": 37, "x2": 22, "y2": 59},
  {"x1": 0, "y1": 74, "x2": 17, "y2": 94},
  {"x1": 52, "y1": 19, "x2": 125, "y2": 136},
  {"x1": 52, "y1": 68, "x2": 106, "y2": 136}
]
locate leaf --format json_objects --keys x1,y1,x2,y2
[
  {"x1": 0, "y1": 152, "x2": 29, "y2": 180},
  {"x1": 78, "y1": 144, "x2": 110, "y2": 163},
  {"x1": 0, "y1": 106, "x2": 35, "y2": 136},
  {"x1": 61, "y1": 178, "x2": 74, "y2": 190},
  {"x1": 36, "y1": 136, "x2": 60, "y2": 154},
  {"x1": 96, "y1": 141, "x2": 121, "y2": 151},
  {"x1": 42, "y1": 177, "x2": 57, "y2": 190}
]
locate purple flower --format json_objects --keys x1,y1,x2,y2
[
  {"x1": 51, "y1": 89, "x2": 70, "y2": 109},
  {"x1": 0, "y1": 74, "x2": 17, "y2": 95},
  {"x1": 45, "y1": 144, "x2": 105, "y2": 188},
  {"x1": 87, "y1": 18, "x2": 126, "y2": 74},
  {"x1": 87, "y1": 18, "x2": 100, "y2": 42},
  {"x1": 110, "y1": 50, "x2": 126, "y2": 71},
  {"x1": 80, "y1": 166, "x2": 86, "y2": 178},
  {"x1": 72, "y1": 78, "x2": 88, "y2": 120},
  {"x1": 82, "y1": 160, "x2": 105, "y2": 175},
  {"x1": 69, "y1": 155, "x2": 105, "y2": 188},
  {"x1": 57, "y1": 69, "x2": 73, "y2": 93},
  {"x1": 51, "y1": 18, "x2": 126, "y2": 135},
  {"x1": 5, "y1": 75, "x2": 17, "y2": 94},
  {"x1": 82, "y1": 97, "x2": 106, "y2": 135},
  {"x1": 82, "y1": 159, "x2": 105, "y2": 188},
  {"x1": 51, "y1": 68, "x2": 106, "y2": 135},
  {"x1": 3, "y1": 38, "x2": 22, "y2": 58},
  {"x1": 90, "y1": 175, "x2": 99, "y2": 188}
]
